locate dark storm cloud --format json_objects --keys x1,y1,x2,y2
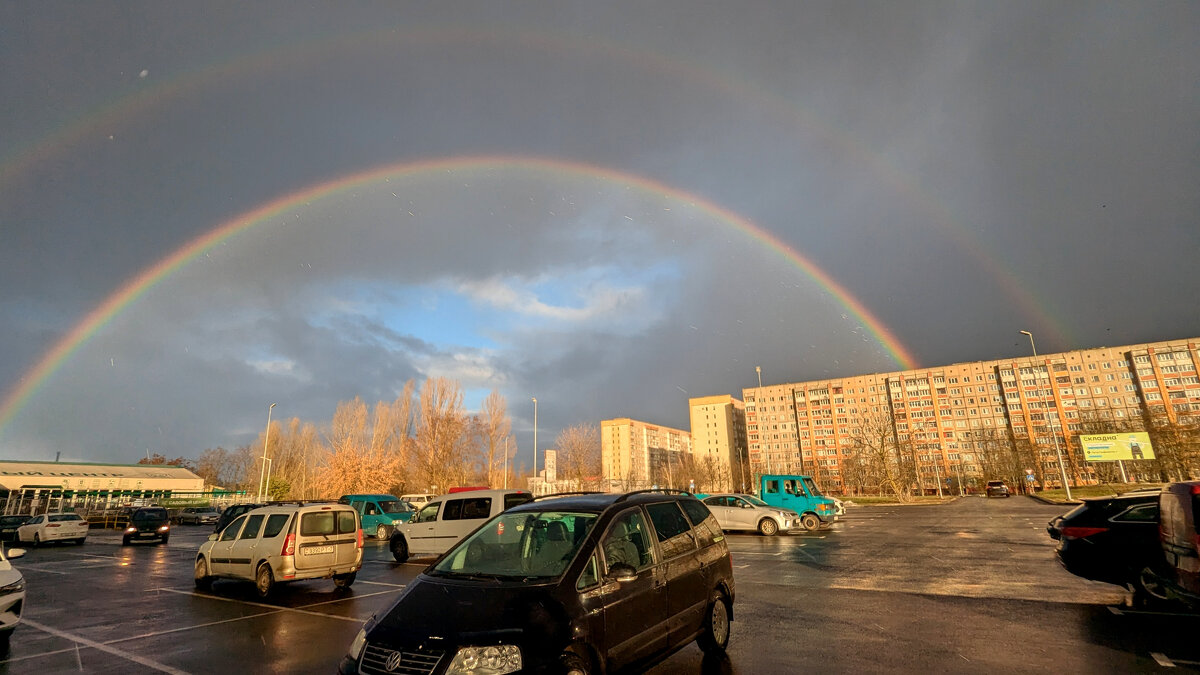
[{"x1": 1, "y1": 1, "x2": 1197, "y2": 462}]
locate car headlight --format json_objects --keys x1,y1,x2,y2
[
  {"x1": 158, "y1": 525, "x2": 170, "y2": 532},
  {"x1": 0, "y1": 578, "x2": 24, "y2": 595},
  {"x1": 125, "y1": 527, "x2": 137, "y2": 534},
  {"x1": 347, "y1": 627, "x2": 367, "y2": 661},
  {"x1": 445, "y1": 645, "x2": 522, "y2": 675}
]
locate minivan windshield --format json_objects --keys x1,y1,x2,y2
[
  {"x1": 432, "y1": 511, "x2": 598, "y2": 580},
  {"x1": 378, "y1": 500, "x2": 411, "y2": 514}
]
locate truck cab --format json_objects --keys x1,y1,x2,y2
[{"x1": 758, "y1": 474, "x2": 842, "y2": 531}]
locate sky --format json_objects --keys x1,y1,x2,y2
[{"x1": 1, "y1": 2, "x2": 1197, "y2": 466}]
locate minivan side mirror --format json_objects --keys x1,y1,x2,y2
[
  {"x1": 606, "y1": 562, "x2": 637, "y2": 583},
  {"x1": 208, "y1": 533, "x2": 219, "y2": 541},
  {"x1": 6, "y1": 548, "x2": 25, "y2": 559}
]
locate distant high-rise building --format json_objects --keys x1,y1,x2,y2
[
  {"x1": 738, "y1": 337, "x2": 1200, "y2": 493},
  {"x1": 600, "y1": 418, "x2": 691, "y2": 490},
  {"x1": 688, "y1": 395, "x2": 750, "y2": 493}
]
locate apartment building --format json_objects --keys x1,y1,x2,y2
[
  {"x1": 688, "y1": 395, "x2": 750, "y2": 492},
  {"x1": 600, "y1": 418, "x2": 692, "y2": 489},
  {"x1": 740, "y1": 337, "x2": 1200, "y2": 492}
]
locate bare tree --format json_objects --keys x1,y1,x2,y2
[
  {"x1": 410, "y1": 377, "x2": 477, "y2": 492},
  {"x1": 556, "y1": 424, "x2": 600, "y2": 487},
  {"x1": 475, "y1": 390, "x2": 511, "y2": 487},
  {"x1": 846, "y1": 411, "x2": 909, "y2": 501},
  {"x1": 318, "y1": 397, "x2": 405, "y2": 498}
]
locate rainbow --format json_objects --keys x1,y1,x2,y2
[
  {"x1": 0, "y1": 25, "x2": 1072, "y2": 349},
  {"x1": 0, "y1": 156, "x2": 920, "y2": 436}
]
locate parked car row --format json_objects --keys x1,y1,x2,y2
[{"x1": 1049, "y1": 480, "x2": 1200, "y2": 609}]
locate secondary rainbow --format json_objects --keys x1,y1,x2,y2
[{"x1": 0, "y1": 155, "x2": 920, "y2": 437}]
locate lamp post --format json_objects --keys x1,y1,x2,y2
[
  {"x1": 1020, "y1": 331, "x2": 1072, "y2": 501},
  {"x1": 257, "y1": 403, "x2": 276, "y2": 502},
  {"x1": 531, "y1": 397, "x2": 538, "y2": 485},
  {"x1": 503, "y1": 435, "x2": 509, "y2": 489}
]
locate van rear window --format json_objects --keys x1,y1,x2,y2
[
  {"x1": 301, "y1": 512, "x2": 336, "y2": 536},
  {"x1": 338, "y1": 510, "x2": 358, "y2": 534}
]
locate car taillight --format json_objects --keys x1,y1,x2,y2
[
  {"x1": 1060, "y1": 526, "x2": 1108, "y2": 540},
  {"x1": 1191, "y1": 485, "x2": 1200, "y2": 496},
  {"x1": 281, "y1": 532, "x2": 295, "y2": 556},
  {"x1": 356, "y1": 528, "x2": 363, "y2": 549}
]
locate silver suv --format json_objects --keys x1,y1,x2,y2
[{"x1": 195, "y1": 502, "x2": 363, "y2": 597}]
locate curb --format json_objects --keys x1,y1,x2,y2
[{"x1": 1026, "y1": 493, "x2": 1080, "y2": 506}]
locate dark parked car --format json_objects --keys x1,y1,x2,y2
[
  {"x1": 1047, "y1": 491, "x2": 1162, "y2": 601},
  {"x1": 985, "y1": 480, "x2": 1010, "y2": 498},
  {"x1": 123, "y1": 507, "x2": 171, "y2": 545},
  {"x1": 0, "y1": 516, "x2": 29, "y2": 542},
  {"x1": 1141, "y1": 481, "x2": 1200, "y2": 608},
  {"x1": 339, "y1": 490, "x2": 735, "y2": 675},
  {"x1": 213, "y1": 503, "x2": 264, "y2": 534}
]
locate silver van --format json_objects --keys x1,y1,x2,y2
[
  {"x1": 195, "y1": 502, "x2": 363, "y2": 597},
  {"x1": 390, "y1": 489, "x2": 532, "y2": 562}
]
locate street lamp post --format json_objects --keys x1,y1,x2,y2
[
  {"x1": 503, "y1": 436, "x2": 509, "y2": 489},
  {"x1": 1020, "y1": 331, "x2": 1072, "y2": 501},
  {"x1": 257, "y1": 403, "x2": 276, "y2": 502},
  {"x1": 531, "y1": 397, "x2": 538, "y2": 486}
]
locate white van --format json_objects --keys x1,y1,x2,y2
[
  {"x1": 389, "y1": 489, "x2": 531, "y2": 562},
  {"x1": 195, "y1": 502, "x2": 362, "y2": 597},
  {"x1": 399, "y1": 493, "x2": 436, "y2": 508}
]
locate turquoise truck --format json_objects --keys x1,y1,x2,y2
[{"x1": 758, "y1": 474, "x2": 843, "y2": 531}]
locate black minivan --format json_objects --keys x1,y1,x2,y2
[
  {"x1": 123, "y1": 506, "x2": 171, "y2": 545},
  {"x1": 339, "y1": 490, "x2": 735, "y2": 675}
]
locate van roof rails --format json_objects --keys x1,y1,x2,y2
[
  {"x1": 531, "y1": 491, "x2": 604, "y2": 501},
  {"x1": 614, "y1": 488, "x2": 694, "y2": 503}
]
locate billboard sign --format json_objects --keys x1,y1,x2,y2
[{"x1": 1080, "y1": 432, "x2": 1155, "y2": 461}]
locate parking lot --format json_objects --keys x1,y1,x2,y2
[{"x1": 1, "y1": 497, "x2": 1197, "y2": 673}]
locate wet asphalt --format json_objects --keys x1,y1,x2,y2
[{"x1": 0, "y1": 497, "x2": 1194, "y2": 674}]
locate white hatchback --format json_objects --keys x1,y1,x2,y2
[{"x1": 18, "y1": 513, "x2": 88, "y2": 546}]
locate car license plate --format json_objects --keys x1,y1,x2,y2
[{"x1": 304, "y1": 545, "x2": 334, "y2": 555}]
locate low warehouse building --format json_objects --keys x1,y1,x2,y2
[{"x1": 0, "y1": 460, "x2": 205, "y2": 515}]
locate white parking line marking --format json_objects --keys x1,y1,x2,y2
[
  {"x1": 356, "y1": 580, "x2": 407, "y2": 588},
  {"x1": 299, "y1": 589, "x2": 402, "y2": 607},
  {"x1": 11, "y1": 563, "x2": 69, "y2": 575},
  {"x1": 154, "y1": 588, "x2": 365, "y2": 623},
  {"x1": 21, "y1": 618, "x2": 191, "y2": 674},
  {"x1": 1151, "y1": 652, "x2": 1176, "y2": 667}
]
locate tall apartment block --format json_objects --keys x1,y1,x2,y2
[
  {"x1": 688, "y1": 395, "x2": 751, "y2": 492},
  {"x1": 600, "y1": 418, "x2": 692, "y2": 490},
  {"x1": 742, "y1": 337, "x2": 1200, "y2": 492}
]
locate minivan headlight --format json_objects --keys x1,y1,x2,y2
[
  {"x1": 347, "y1": 627, "x2": 367, "y2": 661},
  {"x1": 445, "y1": 645, "x2": 522, "y2": 675}
]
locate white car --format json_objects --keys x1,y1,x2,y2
[
  {"x1": 701, "y1": 493, "x2": 801, "y2": 536},
  {"x1": 0, "y1": 546, "x2": 26, "y2": 652},
  {"x1": 17, "y1": 513, "x2": 88, "y2": 546}
]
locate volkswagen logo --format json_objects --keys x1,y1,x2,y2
[{"x1": 384, "y1": 650, "x2": 403, "y2": 672}]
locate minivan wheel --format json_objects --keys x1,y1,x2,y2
[
  {"x1": 194, "y1": 557, "x2": 212, "y2": 590},
  {"x1": 801, "y1": 514, "x2": 821, "y2": 532},
  {"x1": 334, "y1": 571, "x2": 356, "y2": 589},
  {"x1": 376, "y1": 524, "x2": 388, "y2": 540},
  {"x1": 255, "y1": 563, "x2": 275, "y2": 598},
  {"x1": 560, "y1": 651, "x2": 591, "y2": 675},
  {"x1": 757, "y1": 518, "x2": 778, "y2": 536},
  {"x1": 697, "y1": 591, "x2": 731, "y2": 654},
  {"x1": 391, "y1": 535, "x2": 409, "y2": 563}
]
